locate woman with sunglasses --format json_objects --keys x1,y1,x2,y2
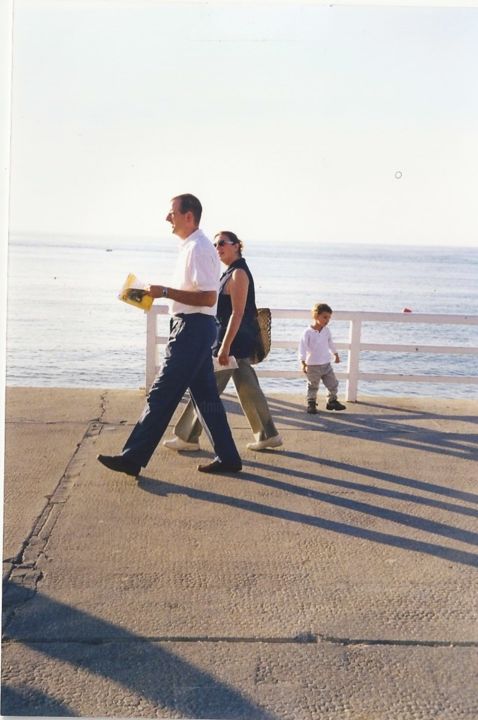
[{"x1": 164, "y1": 231, "x2": 283, "y2": 452}]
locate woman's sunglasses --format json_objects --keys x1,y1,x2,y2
[{"x1": 214, "y1": 239, "x2": 237, "y2": 248}]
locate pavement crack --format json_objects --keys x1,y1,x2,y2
[
  {"x1": 3, "y1": 419, "x2": 103, "y2": 609},
  {"x1": 2, "y1": 634, "x2": 318, "y2": 645},
  {"x1": 318, "y1": 634, "x2": 476, "y2": 648},
  {"x1": 96, "y1": 390, "x2": 108, "y2": 423},
  {"x1": 3, "y1": 634, "x2": 476, "y2": 648}
]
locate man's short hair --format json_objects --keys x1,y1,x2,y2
[
  {"x1": 312, "y1": 302, "x2": 333, "y2": 315},
  {"x1": 173, "y1": 194, "x2": 202, "y2": 224}
]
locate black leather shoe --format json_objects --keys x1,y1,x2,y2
[
  {"x1": 97, "y1": 454, "x2": 141, "y2": 477},
  {"x1": 197, "y1": 459, "x2": 242, "y2": 474}
]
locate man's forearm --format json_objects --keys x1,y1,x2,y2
[{"x1": 148, "y1": 285, "x2": 217, "y2": 307}]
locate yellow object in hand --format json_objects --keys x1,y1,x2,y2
[{"x1": 118, "y1": 273, "x2": 154, "y2": 312}]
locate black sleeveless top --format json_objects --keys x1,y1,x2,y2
[{"x1": 213, "y1": 258, "x2": 259, "y2": 359}]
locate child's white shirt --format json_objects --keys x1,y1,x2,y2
[{"x1": 298, "y1": 325, "x2": 337, "y2": 364}]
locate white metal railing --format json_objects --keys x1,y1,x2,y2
[{"x1": 146, "y1": 307, "x2": 478, "y2": 401}]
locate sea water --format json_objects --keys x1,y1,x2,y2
[{"x1": 5, "y1": 234, "x2": 478, "y2": 398}]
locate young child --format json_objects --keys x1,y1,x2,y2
[{"x1": 298, "y1": 302, "x2": 346, "y2": 414}]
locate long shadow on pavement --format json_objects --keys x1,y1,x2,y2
[
  {"x1": 264, "y1": 398, "x2": 478, "y2": 460},
  {"x1": 2, "y1": 583, "x2": 278, "y2": 720},
  {"x1": 238, "y1": 464, "x2": 478, "y2": 546},
  {"x1": 137, "y1": 474, "x2": 478, "y2": 569},
  {"x1": 1, "y1": 686, "x2": 74, "y2": 717},
  {"x1": 285, "y1": 452, "x2": 478, "y2": 506}
]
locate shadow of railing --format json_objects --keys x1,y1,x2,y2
[
  {"x1": 235, "y1": 395, "x2": 478, "y2": 461},
  {"x1": 137, "y1": 474, "x2": 478, "y2": 569}
]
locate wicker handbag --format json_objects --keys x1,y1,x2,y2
[{"x1": 250, "y1": 308, "x2": 272, "y2": 365}]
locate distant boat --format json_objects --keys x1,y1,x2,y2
[{"x1": 106, "y1": 248, "x2": 113, "y2": 252}]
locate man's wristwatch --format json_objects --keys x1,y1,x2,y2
[{"x1": 162, "y1": 287, "x2": 168, "y2": 298}]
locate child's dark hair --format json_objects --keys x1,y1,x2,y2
[{"x1": 312, "y1": 302, "x2": 333, "y2": 315}]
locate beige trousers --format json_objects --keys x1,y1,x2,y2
[
  {"x1": 175, "y1": 358, "x2": 278, "y2": 443},
  {"x1": 306, "y1": 362, "x2": 338, "y2": 402}
]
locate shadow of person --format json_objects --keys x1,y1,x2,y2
[
  {"x1": 1, "y1": 685, "x2": 74, "y2": 717},
  {"x1": 2, "y1": 583, "x2": 278, "y2": 720}
]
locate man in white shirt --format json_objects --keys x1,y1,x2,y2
[{"x1": 98, "y1": 194, "x2": 242, "y2": 476}]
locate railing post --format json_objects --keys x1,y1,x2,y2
[
  {"x1": 346, "y1": 318, "x2": 362, "y2": 402},
  {"x1": 145, "y1": 308, "x2": 157, "y2": 391}
]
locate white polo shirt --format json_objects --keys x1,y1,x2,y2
[
  {"x1": 168, "y1": 228, "x2": 220, "y2": 316},
  {"x1": 298, "y1": 325, "x2": 337, "y2": 365}
]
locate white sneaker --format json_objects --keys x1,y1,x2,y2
[
  {"x1": 163, "y1": 436, "x2": 200, "y2": 452},
  {"x1": 246, "y1": 435, "x2": 283, "y2": 451}
]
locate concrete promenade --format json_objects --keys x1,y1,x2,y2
[{"x1": 2, "y1": 387, "x2": 478, "y2": 719}]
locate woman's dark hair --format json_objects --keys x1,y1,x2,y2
[
  {"x1": 215, "y1": 231, "x2": 243, "y2": 256},
  {"x1": 173, "y1": 194, "x2": 202, "y2": 224}
]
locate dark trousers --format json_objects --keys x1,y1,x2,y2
[{"x1": 121, "y1": 313, "x2": 241, "y2": 468}]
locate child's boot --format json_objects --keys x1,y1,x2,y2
[
  {"x1": 306, "y1": 400, "x2": 318, "y2": 414},
  {"x1": 326, "y1": 398, "x2": 346, "y2": 411}
]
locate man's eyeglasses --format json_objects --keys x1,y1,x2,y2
[{"x1": 214, "y1": 239, "x2": 236, "y2": 248}]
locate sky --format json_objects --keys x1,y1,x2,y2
[{"x1": 4, "y1": 0, "x2": 478, "y2": 247}]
